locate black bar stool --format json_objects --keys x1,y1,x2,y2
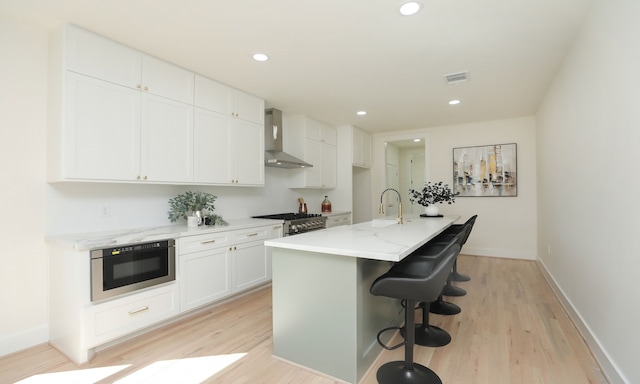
[
  {"x1": 405, "y1": 235, "x2": 464, "y2": 347},
  {"x1": 370, "y1": 243, "x2": 461, "y2": 384},
  {"x1": 432, "y1": 215, "x2": 477, "y2": 282}
]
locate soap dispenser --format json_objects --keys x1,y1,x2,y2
[{"x1": 321, "y1": 196, "x2": 332, "y2": 213}]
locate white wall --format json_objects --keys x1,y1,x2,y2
[
  {"x1": 373, "y1": 116, "x2": 537, "y2": 260},
  {"x1": 0, "y1": 15, "x2": 339, "y2": 358},
  {"x1": 537, "y1": 0, "x2": 639, "y2": 382},
  {"x1": 0, "y1": 16, "x2": 50, "y2": 357}
]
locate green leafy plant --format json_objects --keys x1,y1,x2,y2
[
  {"x1": 168, "y1": 191, "x2": 227, "y2": 225},
  {"x1": 409, "y1": 181, "x2": 457, "y2": 206}
]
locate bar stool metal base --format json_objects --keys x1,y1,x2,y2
[
  {"x1": 377, "y1": 361, "x2": 442, "y2": 384},
  {"x1": 413, "y1": 324, "x2": 451, "y2": 347},
  {"x1": 442, "y1": 284, "x2": 466, "y2": 296},
  {"x1": 429, "y1": 299, "x2": 461, "y2": 315}
]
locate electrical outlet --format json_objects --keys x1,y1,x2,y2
[{"x1": 101, "y1": 204, "x2": 111, "y2": 217}]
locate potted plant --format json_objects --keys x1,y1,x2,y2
[
  {"x1": 409, "y1": 181, "x2": 457, "y2": 216},
  {"x1": 168, "y1": 191, "x2": 227, "y2": 226}
]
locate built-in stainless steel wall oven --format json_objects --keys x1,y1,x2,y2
[{"x1": 90, "y1": 239, "x2": 176, "y2": 302}]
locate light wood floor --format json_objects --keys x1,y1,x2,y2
[{"x1": 1, "y1": 255, "x2": 608, "y2": 383}]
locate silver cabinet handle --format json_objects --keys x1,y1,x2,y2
[
  {"x1": 200, "y1": 239, "x2": 216, "y2": 244},
  {"x1": 128, "y1": 306, "x2": 149, "y2": 316},
  {"x1": 246, "y1": 233, "x2": 258, "y2": 237}
]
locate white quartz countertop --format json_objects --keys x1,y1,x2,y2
[
  {"x1": 47, "y1": 218, "x2": 284, "y2": 252},
  {"x1": 265, "y1": 214, "x2": 459, "y2": 262}
]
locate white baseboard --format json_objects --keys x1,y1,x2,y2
[
  {"x1": 0, "y1": 324, "x2": 48, "y2": 358},
  {"x1": 462, "y1": 246, "x2": 536, "y2": 260},
  {"x1": 536, "y1": 259, "x2": 626, "y2": 384}
]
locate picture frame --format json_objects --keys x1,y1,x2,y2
[{"x1": 453, "y1": 143, "x2": 517, "y2": 197}]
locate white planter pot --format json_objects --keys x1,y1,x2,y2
[{"x1": 424, "y1": 205, "x2": 440, "y2": 216}]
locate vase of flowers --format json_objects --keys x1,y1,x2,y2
[
  {"x1": 409, "y1": 181, "x2": 457, "y2": 216},
  {"x1": 168, "y1": 191, "x2": 228, "y2": 226}
]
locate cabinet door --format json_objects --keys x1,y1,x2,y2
[
  {"x1": 231, "y1": 119, "x2": 265, "y2": 185},
  {"x1": 64, "y1": 72, "x2": 141, "y2": 181},
  {"x1": 194, "y1": 75, "x2": 233, "y2": 115},
  {"x1": 233, "y1": 90, "x2": 265, "y2": 125},
  {"x1": 142, "y1": 55, "x2": 194, "y2": 104},
  {"x1": 140, "y1": 94, "x2": 194, "y2": 182},
  {"x1": 304, "y1": 139, "x2": 323, "y2": 187},
  {"x1": 320, "y1": 123, "x2": 336, "y2": 146},
  {"x1": 352, "y1": 127, "x2": 372, "y2": 168},
  {"x1": 194, "y1": 108, "x2": 232, "y2": 184},
  {"x1": 232, "y1": 240, "x2": 268, "y2": 293},
  {"x1": 180, "y1": 247, "x2": 231, "y2": 312},
  {"x1": 321, "y1": 144, "x2": 337, "y2": 188},
  {"x1": 65, "y1": 25, "x2": 141, "y2": 89}
]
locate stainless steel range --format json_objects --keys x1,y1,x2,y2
[{"x1": 253, "y1": 213, "x2": 327, "y2": 236}]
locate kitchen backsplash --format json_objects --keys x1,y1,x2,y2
[{"x1": 46, "y1": 167, "x2": 332, "y2": 235}]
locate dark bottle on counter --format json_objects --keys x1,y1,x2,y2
[{"x1": 321, "y1": 195, "x2": 332, "y2": 213}]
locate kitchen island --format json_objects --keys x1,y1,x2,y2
[{"x1": 265, "y1": 214, "x2": 459, "y2": 383}]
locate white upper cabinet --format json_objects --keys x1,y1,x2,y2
[
  {"x1": 140, "y1": 94, "x2": 194, "y2": 183},
  {"x1": 194, "y1": 108, "x2": 232, "y2": 184},
  {"x1": 352, "y1": 126, "x2": 372, "y2": 168},
  {"x1": 64, "y1": 25, "x2": 141, "y2": 88},
  {"x1": 62, "y1": 72, "x2": 141, "y2": 181},
  {"x1": 141, "y1": 55, "x2": 194, "y2": 104},
  {"x1": 65, "y1": 25, "x2": 194, "y2": 104},
  {"x1": 194, "y1": 75, "x2": 265, "y2": 186},
  {"x1": 287, "y1": 115, "x2": 337, "y2": 189},
  {"x1": 194, "y1": 75, "x2": 264, "y2": 125},
  {"x1": 49, "y1": 24, "x2": 264, "y2": 186}
]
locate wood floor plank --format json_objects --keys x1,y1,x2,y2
[{"x1": 0, "y1": 255, "x2": 608, "y2": 384}]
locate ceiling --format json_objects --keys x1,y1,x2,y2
[{"x1": 1, "y1": 0, "x2": 592, "y2": 133}]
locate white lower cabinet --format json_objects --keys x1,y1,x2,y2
[
  {"x1": 86, "y1": 282, "x2": 179, "y2": 348},
  {"x1": 178, "y1": 224, "x2": 280, "y2": 312},
  {"x1": 48, "y1": 222, "x2": 282, "y2": 365},
  {"x1": 179, "y1": 246, "x2": 231, "y2": 312},
  {"x1": 232, "y1": 239, "x2": 269, "y2": 292}
]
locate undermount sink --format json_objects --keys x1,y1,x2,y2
[{"x1": 368, "y1": 219, "x2": 398, "y2": 227}]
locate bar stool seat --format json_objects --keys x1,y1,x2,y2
[{"x1": 370, "y1": 243, "x2": 461, "y2": 384}]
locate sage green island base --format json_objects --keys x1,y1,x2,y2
[{"x1": 272, "y1": 248, "x2": 401, "y2": 383}]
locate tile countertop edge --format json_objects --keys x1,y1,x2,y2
[{"x1": 46, "y1": 218, "x2": 284, "y2": 252}]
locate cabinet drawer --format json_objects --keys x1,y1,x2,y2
[
  {"x1": 87, "y1": 283, "x2": 178, "y2": 347},
  {"x1": 232, "y1": 226, "x2": 269, "y2": 245},
  {"x1": 178, "y1": 231, "x2": 232, "y2": 254}
]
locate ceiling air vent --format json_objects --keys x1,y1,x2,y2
[{"x1": 444, "y1": 71, "x2": 469, "y2": 84}]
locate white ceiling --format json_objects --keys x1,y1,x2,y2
[{"x1": 1, "y1": 0, "x2": 592, "y2": 133}]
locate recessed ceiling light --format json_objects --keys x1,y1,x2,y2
[
  {"x1": 253, "y1": 53, "x2": 269, "y2": 62},
  {"x1": 357, "y1": 111, "x2": 367, "y2": 116},
  {"x1": 399, "y1": 1, "x2": 422, "y2": 16},
  {"x1": 449, "y1": 99, "x2": 461, "y2": 105},
  {"x1": 413, "y1": 138, "x2": 421, "y2": 142}
]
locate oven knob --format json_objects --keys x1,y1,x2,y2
[{"x1": 290, "y1": 224, "x2": 297, "y2": 232}]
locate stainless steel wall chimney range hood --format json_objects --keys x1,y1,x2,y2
[{"x1": 264, "y1": 108, "x2": 313, "y2": 169}]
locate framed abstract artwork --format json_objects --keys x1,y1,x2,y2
[{"x1": 453, "y1": 143, "x2": 517, "y2": 197}]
